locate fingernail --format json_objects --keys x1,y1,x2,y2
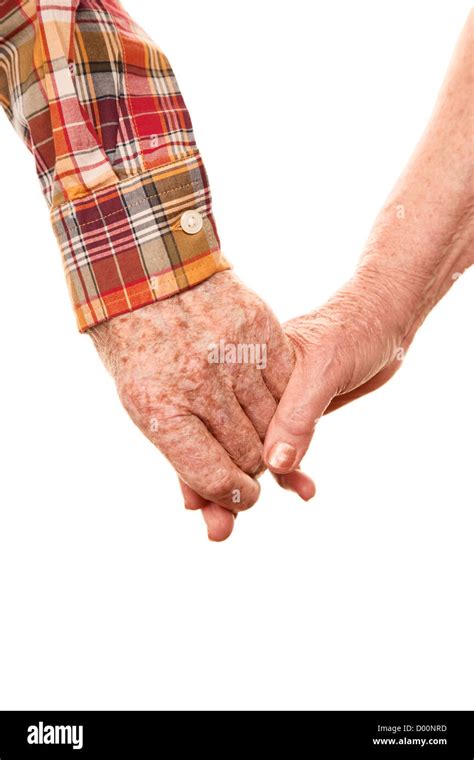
[{"x1": 268, "y1": 442, "x2": 297, "y2": 470}]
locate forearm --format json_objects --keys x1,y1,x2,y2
[
  {"x1": 356, "y1": 12, "x2": 473, "y2": 343},
  {"x1": 263, "y1": 13, "x2": 473, "y2": 475}
]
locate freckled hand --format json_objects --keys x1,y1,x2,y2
[{"x1": 90, "y1": 271, "x2": 315, "y2": 541}]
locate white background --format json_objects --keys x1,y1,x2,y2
[{"x1": 0, "y1": 0, "x2": 472, "y2": 710}]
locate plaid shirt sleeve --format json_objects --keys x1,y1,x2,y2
[{"x1": 0, "y1": 0, "x2": 230, "y2": 331}]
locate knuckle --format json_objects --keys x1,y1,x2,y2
[
  {"x1": 207, "y1": 468, "x2": 236, "y2": 501},
  {"x1": 239, "y1": 478, "x2": 260, "y2": 510},
  {"x1": 240, "y1": 446, "x2": 264, "y2": 477}
]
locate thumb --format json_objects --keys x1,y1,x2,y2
[{"x1": 263, "y1": 358, "x2": 335, "y2": 474}]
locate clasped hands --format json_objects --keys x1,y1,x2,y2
[
  {"x1": 90, "y1": 264, "x2": 413, "y2": 541},
  {"x1": 88, "y1": 11, "x2": 473, "y2": 540}
]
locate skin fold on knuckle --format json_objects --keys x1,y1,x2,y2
[
  {"x1": 228, "y1": 436, "x2": 263, "y2": 477},
  {"x1": 205, "y1": 468, "x2": 239, "y2": 505},
  {"x1": 206, "y1": 467, "x2": 260, "y2": 511}
]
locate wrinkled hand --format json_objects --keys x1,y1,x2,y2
[
  {"x1": 91, "y1": 271, "x2": 314, "y2": 540},
  {"x1": 264, "y1": 222, "x2": 473, "y2": 475},
  {"x1": 263, "y1": 10, "x2": 474, "y2": 477},
  {"x1": 263, "y1": 266, "x2": 421, "y2": 474}
]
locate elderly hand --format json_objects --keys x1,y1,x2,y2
[
  {"x1": 90, "y1": 270, "x2": 315, "y2": 540},
  {"x1": 264, "y1": 250, "x2": 472, "y2": 476},
  {"x1": 264, "y1": 10, "x2": 474, "y2": 477},
  {"x1": 263, "y1": 266, "x2": 418, "y2": 473}
]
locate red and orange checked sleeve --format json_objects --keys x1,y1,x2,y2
[{"x1": 0, "y1": 0, "x2": 230, "y2": 330}]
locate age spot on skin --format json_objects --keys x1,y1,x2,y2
[{"x1": 89, "y1": 271, "x2": 295, "y2": 512}]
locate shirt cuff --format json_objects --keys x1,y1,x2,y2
[{"x1": 50, "y1": 153, "x2": 231, "y2": 332}]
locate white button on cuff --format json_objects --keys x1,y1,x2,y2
[{"x1": 180, "y1": 210, "x2": 203, "y2": 235}]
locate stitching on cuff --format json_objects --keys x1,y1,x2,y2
[
  {"x1": 72, "y1": 180, "x2": 203, "y2": 229},
  {"x1": 50, "y1": 150, "x2": 202, "y2": 212}
]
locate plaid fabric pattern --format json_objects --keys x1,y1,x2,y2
[{"x1": 0, "y1": 0, "x2": 230, "y2": 330}]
